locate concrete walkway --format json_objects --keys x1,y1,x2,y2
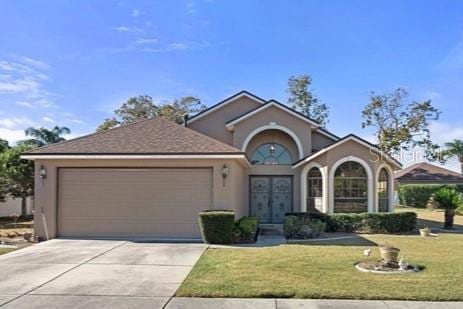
[
  {"x1": 167, "y1": 298, "x2": 463, "y2": 308},
  {"x1": 0, "y1": 239, "x2": 207, "y2": 308}
]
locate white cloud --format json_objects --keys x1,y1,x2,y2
[
  {"x1": 42, "y1": 116, "x2": 55, "y2": 123},
  {"x1": 131, "y1": 9, "x2": 144, "y2": 17},
  {"x1": 19, "y1": 57, "x2": 50, "y2": 70},
  {"x1": 15, "y1": 101, "x2": 34, "y2": 108},
  {"x1": 133, "y1": 38, "x2": 158, "y2": 45},
  {"x1": 0, "y1": 75, "x2": 40, "y2": 94},
  {"x1": 0, "y1": 127, "x2": 27, "y2": 144},
  {"x1": 68, "y1": 118, "x2": 85, "y2": 125},
  {"x1": 111, "y1": 25, "x2": 143, "y2": 33},
  {"x1": 0, "y1": 58, "x2": 56, "y2": 108},
  {"x1": 0, "y1": 117, "x2": 35, "y2": 129},
  {"x1": 112, "y1": 26, "x2": 130, "y2": 32},
  {"x1": 137, "y1": 41, "x2": 211, "y2": 53},
  {"x1": 429, "y1": 121, "x2": 463, "y2": 145},
  {"x1": 186, "y1": 2, "x2": 197, "y2": 14},
  {"x1": 397, "y1": 121, "x2": 463, "y2": 173},
  {"x1": 440, "y1": 37, "x2": 463, "y2": 71},
  {"x1": 423, "y1": 90, "x2": 442, "y2": 101}
]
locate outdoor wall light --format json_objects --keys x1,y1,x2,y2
[
  {"x1": 39, "y1": 165, "x2": 47, "y2": 179},
  {"x1": 221, "y1": 164, "x2": 230, "y2": 187}
]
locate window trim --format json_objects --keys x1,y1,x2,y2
[
  {"x1": 301, "y1": 162, "x2": 327, "y2": 213},
  {"x1": 241, "y1": 124, "x2": 304, "y2": 159},
  {"x1": 329, "y1": 156, "x2": 373, "y2": 213},
  {"x1": 376, "y1": 163, "x2": 394, "y2": 212},
  {"x1": 250, "y1": 143, "x2": 292, "y2": 165}
]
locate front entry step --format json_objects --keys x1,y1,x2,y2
[
  {"x1": 259, "y1": 224, "x2": 284, "y2": 236},
  {"x1": 257, "y1": 224, "x2": 286, "y2": 246}
]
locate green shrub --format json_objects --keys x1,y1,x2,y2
[
  {"x1": 198, "y1": 210, "x2": 235, "y2": 244},
  {"x1": 233, "y1": 216, "x2": 259, "y2": 243},
  {"x1": 284, "y1": 215, "x2": 326, "y2": 239},
  {"x1": 359, "y1": 212, "x2": 417, "y2": 233},
  {"x1": 399, "y1": 185, "x2": 443, "y2": 208},
  {"x1": 325, "y1": 214, "x2": 363, "y2": 232},
  {"x1": 287, "y1": 212, "x2": 417, "y2": 234}
]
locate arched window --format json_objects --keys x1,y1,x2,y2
[
  {"x1": 334, "y1": 161, "x2": 368, "y2": 213},
  {"x1": 250, "y1": 143, "x2": 292, "y2": 165},
  {"x1": 377, "y1": 168, "x2": 389, "y2": 212},
  {"x1": 307, "y1": 167, "x2": 323, "y2": 212}
]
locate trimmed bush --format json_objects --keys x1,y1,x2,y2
[
  {"x1": 233, "y1": 216, "x2": 259, "y2": 243},
  {"x1": 360, "y1": 212, "x2": 417, "y2": 233},
  {"x1": 284, "y1": 215, "x2": 326, "y2": 239},
  {"x1": 399, "y1": 185, "x2": 443, "y2": 208},
  {"x1": 285, "y1": 212, "x2": 417, "y2": 234},
  {"x1": 198, "y1": 210, "x2": 235, "y2": 244},
  {"x1": 325, "y1": 212, "x2": 417, "y2": 233}
]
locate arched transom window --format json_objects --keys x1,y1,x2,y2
[
  {"x1": 250, "y1": 143, "x2": 292, "y2": 165},
  {"x1": 377, "y1": 168, "x2": 390, "y2": 212},
  {"x1": 334, "y1": 161, "x2": 368, "y2": 213}
]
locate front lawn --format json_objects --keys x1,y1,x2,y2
[
  {"x1": 0, "y1": 248, "x2": 14, "y2": 255},
  {"x1": 177, "y1": 233, "x2": 463, "y2": 300},
  {"x1": 396, "y1": 206, "x2": 463, "y2": 229}
]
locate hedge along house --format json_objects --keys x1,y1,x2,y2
[{"x1": 23, "y1": 91, "x2": 401, "y2": 240}]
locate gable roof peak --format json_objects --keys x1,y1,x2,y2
[
  {"x1": 187, "y1": 90, "x2": 266, "y2": 123},
  {"x1": 225, "y1": 99, "x2": 321, "y2": 129}
]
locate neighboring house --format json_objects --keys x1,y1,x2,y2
[
  {"x1": 23, "y1": 91, "x2": 401, "y2": 240},
  {"x1": 0, "y1": 197, "x2": 33, "y2": 217},
  {"x1": 395, "y1": 162, "x2": 463, "y2": 185}
]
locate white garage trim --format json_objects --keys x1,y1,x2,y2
[
  {"x1": 241, "y1": 124, "x2": 304, "y2": 160},
  {"x1": 328, "y1": 156, "x2": 374, "y2": 213},
  {"x1": 21, "y1": 154, "x2": 252, "y2": 168}
]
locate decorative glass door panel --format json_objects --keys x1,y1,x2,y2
[
  {"x1": 250, "y1": 177, "x2": 271, "y2": 223},
  {"x1": 250, "y1": 176, "x2": 292, "y2": 223}
]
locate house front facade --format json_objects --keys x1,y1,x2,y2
[{"x1": 23, "y1": 91, "x2": 401, "y2": 240}]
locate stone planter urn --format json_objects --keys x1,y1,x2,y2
[
  {"x1": 419, "y1": 227, "x2": 431, "y2": 237},
  {"x1": 23, "y1": 232, "x2": 33, "y2": 241},
  {"x1": 379, "y1": 245, "x2": 400, "y2": 263}
]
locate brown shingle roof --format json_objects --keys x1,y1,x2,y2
[
  {"x1": 26, "y1": 117, "x2": 242, "y2": 155},
  {"x1": 395, "y1": 162, "x2": 463, "y2": 182}
]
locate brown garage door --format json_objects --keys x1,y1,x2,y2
[{"x1": 58, "y1": 168, "x2": 212, "y2": 238}]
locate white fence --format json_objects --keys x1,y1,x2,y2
[{"x1": 0, "y1": 197, "x2": 33, "y2": 217}]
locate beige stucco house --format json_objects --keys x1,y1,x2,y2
[{"x1": 23, "y1": 91, "x2": 401, "y2": 240}]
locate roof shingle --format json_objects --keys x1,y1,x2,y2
[
  {"x1": 26, "y1": 117, "x2": 242, "y2": 155},
  {"x1": 395, "y1": 162, "x2": 463, "y2": 182}
]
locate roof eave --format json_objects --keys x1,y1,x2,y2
[
  {"x1": 187, "y1": 91, "x2": 266, "y2": 124},
  {"x1": 21, "y1": 153, "x2": 252, "y2": 168},
  {"x1": 292, "y1": 135, "x2": 402, "y2": 169},
  {"x1": 225, "y1": 100, "x2": 320, "y2": 130}
]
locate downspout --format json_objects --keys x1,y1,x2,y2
[{"x1": 41, "y1": 206, "x2": 49, "y2": 241}]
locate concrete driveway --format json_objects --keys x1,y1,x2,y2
[{"x1": 0, "y1": 239, "x2": 207, "y2": 308}]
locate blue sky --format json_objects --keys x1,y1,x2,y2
[{"x1": 1, "y1": 0, "x2": 462, "y2": 170}]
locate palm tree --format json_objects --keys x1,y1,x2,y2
[
  {"x1": 23, "y1": 126, "x2": 71, "y2": 147},
  {"x1": 442, "y1": 139, "x2": 463, "y2": 174},
  {"x1": 433, "y1": 186, "x2": 463, "y2": 229}
]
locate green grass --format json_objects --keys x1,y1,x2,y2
[
  {"x1": 177, "y1": 233, "x2": 463, "y2": 300},
  {"x1": 0, "y1": 248, "x2": 14, "y2": 255}
]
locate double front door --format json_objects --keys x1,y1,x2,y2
[{"x1": 250, "y1": 176, "x2": 292, "y2": 224}]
